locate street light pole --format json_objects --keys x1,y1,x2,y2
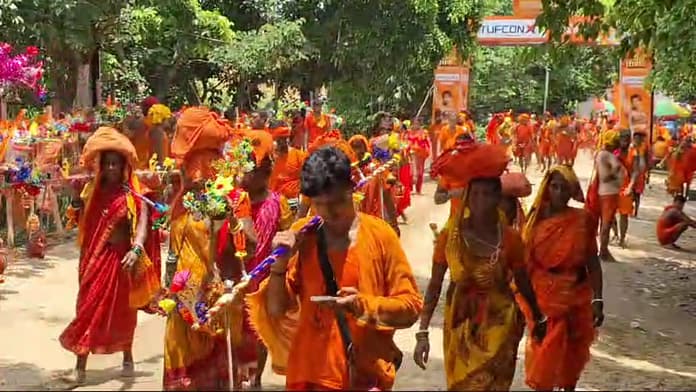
[{"x1": 543, "y1": 66, "x2": 550, "y2": 113}]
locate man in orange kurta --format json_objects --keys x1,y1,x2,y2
[
  {"x1": 130, "y1": 96, "x2": 160, "y2": 169},
  {"x1": 246, "y1": 146, "x2": 422, "y2": 390},
  {"x1": 304, "y1": 101, "x2": 331, "y2": 145},
  {"x1": 270, "y1": 124, "x2": 307, "y2": 213},
  {"x1": 437, "y1": 113, "x2": 467, "y2": 152},
  {"x1": 666, "y1": 138, "x2": 696, "y2": 197},
  {"x1": 513, "y1": 114, "x2": 534, "y2": 173}
]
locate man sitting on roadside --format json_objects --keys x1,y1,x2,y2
[{"x1": 656, "y1": 195, "x2": 696, "y2": 250}]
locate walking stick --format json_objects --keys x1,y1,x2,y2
[{"x1": 223, "y1": 280, "x2": 236, "y2": 391}]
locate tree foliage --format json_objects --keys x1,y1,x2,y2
[
  {"x1": 537, "y1": 0, "x2": 696, "y2": 101},
  {"x1": 470, "y1": 45, "x2": 617, "y2": 117}
]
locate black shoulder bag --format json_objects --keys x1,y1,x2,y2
[{"x1": 315, "y1": 226, "x2": 355, "y2": 387}]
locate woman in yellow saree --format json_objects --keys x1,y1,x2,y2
[
  {"x1": 163, "y1": 107, "x2": 240, "y2": 390},
  {"x1": 414, "y1": 143, "x2": 546, "y2": 391}
]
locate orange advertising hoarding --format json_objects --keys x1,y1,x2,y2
[
  {"x1": 619, "y1": 50, "x2": 652, "y2": 136},
  {"x1": 432, "y1": 64, "x2": 470, "y2": 121},
  {"x1": 513, "y1": 0, "x2": 542, "y2": 17}
]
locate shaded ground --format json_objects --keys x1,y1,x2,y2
[{"x1": 1, "y1": 151, "x2": 695, "y2": 391}]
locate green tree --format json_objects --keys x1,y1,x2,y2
[
  {"x1": 536, "y1": 0, "x2": 696, "y2": 100},
  {"x1": 0, "y1": 0, "x2": 134, "y2": 110}
]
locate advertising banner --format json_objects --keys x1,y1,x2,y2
[
  {"x1": 477, "y1": 17, "x2": 547, "y2": 46},
  {"x1": 619, "y1": 50, "x2": 652, "y2": 136},
  {"x1": 432, "y1": 64, "x2": 470, "y2": 122}
]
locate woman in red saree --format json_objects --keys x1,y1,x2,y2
[
  {"x1": 522, "y1": 165, "x2": 604, "y2": 391},
  {"x1": 59, "y1": 127, "x2": 161, "y2": 385},
  {"x1": 407, "y1": 117, "x2": 431, "y2": 194}
]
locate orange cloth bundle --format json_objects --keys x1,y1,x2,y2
[
  {"x1": 171, "y1": 106, "x2": 230, "y2": 160},
  {"x1": 80, "y1": 127, "x2": 138, "y2": 170},
  {"x1": 501, "y1": 172, "x2": 532, "y2": 198},
  {"x1": 430, "y1": 143, "x2": 510, "y2": 188},
  {"x1": 270, "y1": 126, "x2": 292, "y2": 140},
  {"x1": 308, "y1": 132, "x2": 357, "y2": 163},
  {"x1": 244, "y1": 129, "x2": 274, "y2": 163}
]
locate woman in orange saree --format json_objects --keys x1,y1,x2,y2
[
  {"x1": 59, "y1": 127, "x2": 161, "y2": 385},
  {"x1": 521, "y1": 166, "x2": 605, "y2": 391}
]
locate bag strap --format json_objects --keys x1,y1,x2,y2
[{"x1": 315, "y1": 226, "x2": 354, "y2": 364}]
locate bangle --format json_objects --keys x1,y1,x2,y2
[
  {"x1": 230, "y1": 221, "x2": 243, "y2": 234},
  {"x1": 536, "y1": 315, "x2": 548, "y2": 324},
  {"x1": 415, "y1": 330, "x2": 429, "y2": 339},
  {"x1": 132, "y1": 243, "x2": 144, "y2": 257},
  {"x1": 591, "y1": 298, "x2": 604, "y2": 304}
]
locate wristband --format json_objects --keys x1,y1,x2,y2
[{"x1": 591, "y1": 298, "x2": 604, "y2": 304}]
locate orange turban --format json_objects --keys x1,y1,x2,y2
[
  {"x1": 270, "y1": 126, "x2": 291, "y2": 140},
  {"x1": 560, "y1": 115, "x2": 571, "y2": 127},
  {"x1": 309, "y1": 133, "x2": 357, "y2": 163},
  {"x1": 518, "y1": 113, "x2": 530, "y2": 122},
  {"x1": 348, "y1": 134, "x2": 369, "y2": 150},
  {"x1": 80, "y1": 126, "x2": 138, "y2": 171},
  {"x1": 244, "y1": 129, "x2": 274, "y2": 164},
  {"x1": 171, "y1": 106, "x2": 230, "y2": 161},
  {"x1": 430, "y1": 143, "x2": 510, "y2": 189},
  {"x1": 501, "y1": 172, "x2": 532, "y2": 198}
]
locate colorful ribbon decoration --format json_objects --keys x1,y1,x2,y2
[
  {"x1": 354, "y1": 154, "x2": 402, "y2": 190},
  {"x1": 207, "y1": 215, "x2": 323, "y2": 319}
]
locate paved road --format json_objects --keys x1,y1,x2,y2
[{"x1": 1, "y1": 151, "x2": 696, "y2": 390}]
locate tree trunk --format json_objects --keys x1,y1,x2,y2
[
  {"x1": 75, "y1": 60, "x2": 92, "y2": 109},
  {"x1": 0, "y1": 97, "x2": 6, "y2": 120}
]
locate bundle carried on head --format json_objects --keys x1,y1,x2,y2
[
  {"x1": 171, "y1": 106, "x2": 231, "y2": 162},
  {"x1": 501, "y1": 171, "x2": 532, "y2": 198},
  {"x1": 80, "y1": 126, "x2": 138, "y2": 172},
  {"x1": 430, "y1": 143, "x2": 510, "y2": 189}
]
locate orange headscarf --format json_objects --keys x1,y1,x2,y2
[
  {"x1": 171, "y1": 106, "x2": 230, "y2": 161},
  {"x1": 430, "y1": 143, "x2": 510, "y2": 189},
  {"x1": 80, "y1": 126, "x2": 138, "y2": 173}
]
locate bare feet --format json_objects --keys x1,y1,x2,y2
[
  {"x1": 600, "y1": 252, "x2": 617, "y2": 263},
  {"x1": 121, "y1": 361, "x2": 135, "y2": 378},
  {"x1": 59, "y1": 368, "x2": 86, "y2": 386},
  {"x1": 619, "y1": 239, "x2": 627, "y2": 249},
  {"x1": 667, "y1": 243, "x2": 685, "y2": 251}
]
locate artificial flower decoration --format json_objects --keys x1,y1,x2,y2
[
  {"x1": 170, "y1": 269, "x2": 191, "y2": 293},
  {"x1": 158, "y1": 298, "x2": 177, "y2": 314},
  {"x1": 148, "y1": 104, "x2": 172, "y2": 125}
]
